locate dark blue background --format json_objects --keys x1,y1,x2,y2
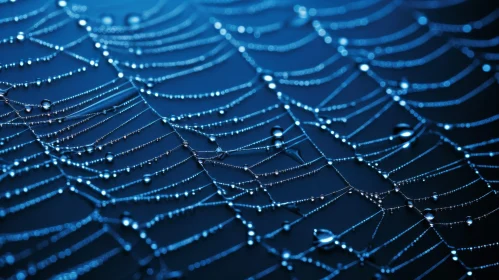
[{"x1": 1, "y1": 0, "x2": 499, "y2": 279}]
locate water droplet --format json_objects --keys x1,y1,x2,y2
[
  {"x1": 57, "y1": 0, "x2": 67, "y2": 8},
  {"x1": 338, "y1": 37, "x2": 348, "y2": 46},
  {"x1": 105, "y1": 152, "x2": 114, "y2": 163},
  {"x1": 143, "y1": 174, "x2": 151, "y2": 184},
  {"x1": 125, "y1": 13, "x2": 141, "y2": 26},
  {"x1": 313, "y1": 228, "x2": 335, "y2": 245},
  {"x1": 423, "y1": 208, "x2": 435, "y2": 221},
  {"x1": 290, "y1": 6, "x2": 309, "y2": 27},
  {"x1": 102, "y1": 170, "x2": 110, "y2": 180},
  {"x1": 399, "y1": 79, "x2": 410, "y2": 89},
  {"x1": 16, "y1": 32, "x2": 25, "y2": 41},
  {"x1": 432, "y1": 192, "x2": 438, "y2": 201},
  {"x1": 121, "y1": 211, "x2": 132, "y2": 227},
  {"x1": 101, "y1": 14, "x2": 114, "y2": 26},
  {"x1": 0, "y1": 89, "x2": 8, "y2": 97},
  {"x1": 273, "y1": 138, "x2": 283, "y2": 149},
  {"x1": 209, "y1": 135, "x2": 216, "y2": 142},
  {"x1": 25, "y1": 105, "x2": 32, "y2": 113},
  {"x1": 393, "y1": 123, "x2": 414, "y2": 140},
  {"x1": 285, "y1": 148, "x2": 305, "y2": 164},
  {"x1": 359, "y1": 64, "x2": 370, "y2": 72},
  {"x1": 282, "y1": 250, "x2": 291, "y2": 259},
  {"x1": 86, "y1": 145, "x2": 94, "y2": 154},
  {"x1": 406, "y1": 200, "x2": 414, "y2": 208},
  {"x1": 78, "y1": 19, "x2": 87, "y2": 27},
  {"x1": 261, "y1": 74, "x2": 273, "y2": 82},
  {"x1": 466, "y1": 216, "x2": 473, "y2": 226},
  {"x1": 271, "y1": 125, "x2": 283, "y2": 138},
  {"x1": 282, "y1": 221, "x2": 291, "y2": 232},
  {"x1": 41, "y1": 99, "x2": 52, "y2": 111}
]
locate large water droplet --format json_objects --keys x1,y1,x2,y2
[
  {"x1": 271, "y1": 125, "x2": 283, "y2": 138},
  {"x1": 466, "y1": 216, "x2": 473, "y2": 226},
  {"x1": 313, "y1": 228, "x2": 335, "y2": 245},
  {"x1": 121, "y1": 211, "x2": 132, "y2": 227},
  {"x1": 406, "y1": 200, "x2": 414, "y2": 208},
  {"x1": 273, "y1": 138, "x2": 283, "y2": 149},
  {"x1": 105, "y1": 152, "x2": 114, "y2": 163},
  {"x1": 101, "y1": 14, "x2": 114, "y2": 26},
  {"x1": 423, "y1": 208, "x2": 435, "y2": 221},
  {"x1": 261, "y1": 74, "x2": 273, "y2": 82},
  {"x1": 102, "y1": 170, "x2": 110, "y2": 180},
  {"x1": 143, "y1": 174, "x2": 151, "y2": 184},
  {"x1": 285, "y1": 148, "x2": 305, "y2": 164},
  {"x1": 86, "y1": 145, "x2": 94, "y2": 154},
  {"x1": 290, "y1": 6, "x2": 309, "y2": 27},
  {"x1": 17, "y1": 32, "x2": 25, "y2": 41},
  {"x1": 399, "y1": 79, "x2": 410, "y2": 89},
  {"x1": 125, "y1": 13, "x2": 141, "y2": 26},
  {"x1": 41, "y1": 99, "x2": 52, "y2": 111},
  {"x1": 432, "y1": 192, "x2": 438, "y2": 201},
  {"x1": 25, "y1": 105, "x2": 32, "y2": 113},
  {"x1": 57, "y1": 0, "x2": 67, "y2": 8},
  {"x1": 282, "y1": 250, "x2": 291, "y2": 260},
  {"x1": 0, "y1": 88, "x2": 8, "y2": 97},
  {"x1": 393, "y1": 123, "x2": 414, "y2": 140}
]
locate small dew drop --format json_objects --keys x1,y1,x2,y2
[{"x1": 282, "y1": 221, "x2": 291, "y2": 232}]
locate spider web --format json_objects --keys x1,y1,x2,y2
[{"x1": 1, "y1": 0, "x2": 499, "y2": 279}]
